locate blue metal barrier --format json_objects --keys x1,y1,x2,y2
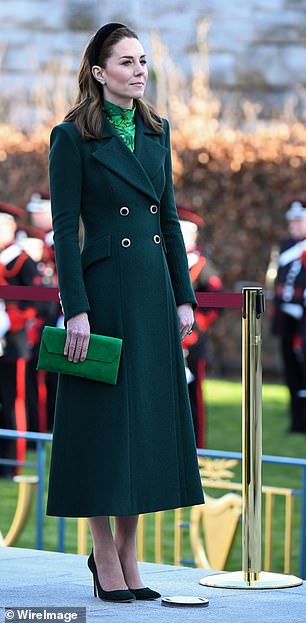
[{"x1": 1, "y1": 429, "x2": 306, "y2": 577}]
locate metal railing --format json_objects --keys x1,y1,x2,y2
[{"x1": 0, "y1": 428, "x2": 306, "y2": 578}]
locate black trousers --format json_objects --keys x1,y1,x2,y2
[
  {"x1": 26, "y1": 353, "x2": 57, "y2": 434},
  {"x1": 0, "y1": 359, "x2": 17, "y2": 477},
  {"x1": 281, "y1": 334, "x2": 306, "y2": 432}
]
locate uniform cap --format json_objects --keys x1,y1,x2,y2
[
  {"x1": 177, "y1": 205, "x2": 204, "y2": 229},
  {"x1": 0, "y1": 201, "x2": 24, "y2": 219},
  {"x1": 26, "y1": 192, "x2": 51, "y2": 213},
  {"x1": 286, "y1": 200, "x2": 306, "y2": 221}
]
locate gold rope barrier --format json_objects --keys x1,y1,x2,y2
[{"x1": 200, "y1": 287, "x2": 303, "y2": 589}]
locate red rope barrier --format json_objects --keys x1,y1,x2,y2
[
  {"x1": 196, "y1": 291, "x2": 242, "y2": 309},
  {"x1": 0, "y1": 285, "x2": 243, "y2": 309},
  {"x1": 0, "y1": 285, "x2": 59, "y2": 302}
]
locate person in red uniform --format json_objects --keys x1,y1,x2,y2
[
  {"x1": 272, "y1": 199, "x2": 306, "y2": 433},
  {"x1": 0, "y1": 202, "x2": 41, "y2": 477},
  {"x1": 178, "y1": 206, "x2": 223, "y2": 448},
  {"x1": 16, "y1": 191, "x2": 60, "y2": 435},
  {"x1": 25, "y1": 191, "x2": 55, "y2": 260}
]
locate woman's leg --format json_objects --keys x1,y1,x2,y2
[
  {"x1": 87, "y1": 516, "x2": 128, "y2": 591},
  {"x1": 114, "y1": 515, "x2": 145, "y2": 589}
]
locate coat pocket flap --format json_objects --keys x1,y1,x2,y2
[
  {"x1": 42, "y1": 327, "x2": 122, "y2": 363},
  {"x1": 81, "y1": 234, "x2": 111, "y2": 270}
]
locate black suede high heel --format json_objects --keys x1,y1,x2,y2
[
  {"x1": 129, "y1": 587, "x2": 161, "y2": 600},
  {"x1": 87, "y1": 549, "x2": 136, "y2": 603}
]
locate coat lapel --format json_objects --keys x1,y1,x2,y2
[{"x1": 91, "y1": 112, "x2": 168, "y2": 202}]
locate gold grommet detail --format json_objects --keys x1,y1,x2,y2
[
  {"x1": 153, "y1": 234, "x2": 161, "y2": 244},
  {"x1": 121, "y1": 237, "x2": 131, "y2": 248},
  {"x1": 120, "y1": 206, "x2": 129, "y2": 216},
  {"x1": 150, "y1": 204, "x2": 158, "y2": 214}
]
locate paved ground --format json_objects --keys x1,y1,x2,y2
[{"x1": 0, "y1": 547, "x2": 306, "y2": 623}]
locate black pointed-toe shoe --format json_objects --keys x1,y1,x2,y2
[
  {"x1": 129, "y1": 587, "x2": 161, "y2": 600},
  {"x1": 87, "y1": 550, "x2": 136, "y2": 603}
]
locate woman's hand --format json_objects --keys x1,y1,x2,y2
[
  {"x1": 177, "y1": 303, "x2": 194, "y2": 341},
  {"x1": 64, "y1": 312, "x2": 90, "y2": 362}
]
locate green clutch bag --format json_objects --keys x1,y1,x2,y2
[{"x1": 37, "y1": 326, "x2": 123, "y2": 385}]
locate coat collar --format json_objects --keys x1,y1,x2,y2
[{"x1": 91, "y1": 112, "x2": 168, "y2": 202}]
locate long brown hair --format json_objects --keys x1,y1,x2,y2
[{"x1": 64, "y1": 26, "x2": 164, "y2": 140}]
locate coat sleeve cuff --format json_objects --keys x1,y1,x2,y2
[{"x1": 175, "y1": 292, "x2": 198, "y2": 311}]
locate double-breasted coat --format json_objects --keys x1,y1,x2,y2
[{"x1": 46, "y1": 111, "x2": 204, "y2": 516}]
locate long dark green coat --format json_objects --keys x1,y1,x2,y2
[{"x1": 46, "y1": 112, "x2": 204, "y2": 517}]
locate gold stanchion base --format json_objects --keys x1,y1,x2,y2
[{"x1": 200, "y1": 571, "x2": 303, "y2": 590}]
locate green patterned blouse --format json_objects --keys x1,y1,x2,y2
[{"x1": 103, "y1": 99, "x2": 136, "y2": 152}]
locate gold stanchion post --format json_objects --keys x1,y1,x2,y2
[{"x1": 200, "y1": 287, "x2": 303, "y2": 589}]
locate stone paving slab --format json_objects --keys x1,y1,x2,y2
[{"x1": 1, "y1": 547, "x2": 306, "y2": 623}]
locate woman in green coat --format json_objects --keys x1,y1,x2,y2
[{"x1": 46, "y1": 23, "x2": 204, "y2": 602}]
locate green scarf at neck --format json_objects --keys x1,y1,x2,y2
[{"x1": 103, "y1": 99, "x2": 136, "y2": 152}]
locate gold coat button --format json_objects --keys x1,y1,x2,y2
[
  {"x1": 120, "y1": 206, "x2": 130, "y2": 216},
  {"x1": 150, "y1": 204, "x2": 158, "y2": 214},
  {"x1": 153, "y1": 234, "x2": 161, "y2": 244},
  {"x1": 121, "y1": 237, "x2": 131, "y2": 248}
]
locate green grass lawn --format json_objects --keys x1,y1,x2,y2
[{"x1": 1, "y1": 379, "x2": 305, "y2": 575}]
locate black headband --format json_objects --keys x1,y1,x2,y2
[{"x1": 88, "y1": 22, "x2": 126, "y2": 67}]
